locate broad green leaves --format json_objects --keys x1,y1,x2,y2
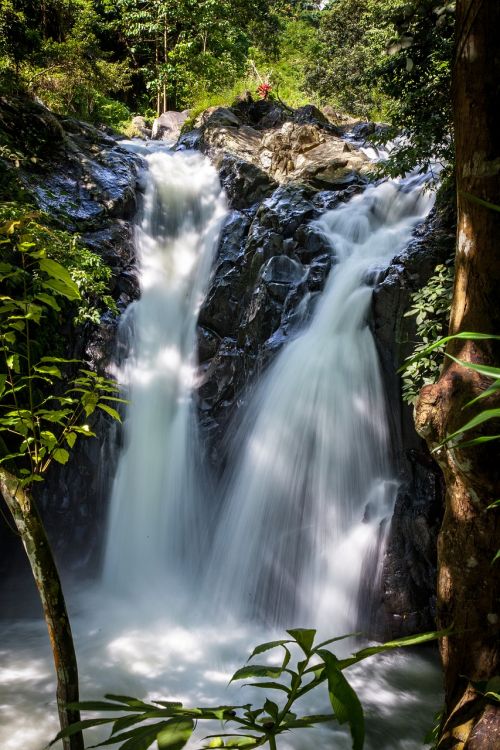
[
  {"x1": 59, "y1": 628, "x2": 444, "y2": 750},
  {"x1": 319, "y1": 650, "x2": 364, "y2": 750},
  {"x1": 0, "y1": 211, "x2": 124, "y2": 485}
]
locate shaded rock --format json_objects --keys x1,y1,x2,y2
[
  {"x1": 370, "y1": 207, "x2": 456, "y2": 638},
  {"x1": 262, "y1": 256, "x2": 305, "y2": 302},
  {"x1": 198, "y1": 107, "x2": 241, "y2": 129},
  {"x1": 219, "y1": 154, "x2": 277, "y2": 209}
]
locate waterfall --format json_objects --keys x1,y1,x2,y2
[
  {"x1": 102, "y1": 146, "x2": 227, "y2": 595},
  {"x1": 207, "y1": 175, "x2": 434, "y2": 631}
]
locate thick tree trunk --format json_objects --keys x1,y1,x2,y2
[
  {"x1": 414, "y1": 1, "x2": 500, "y2": 747},
  {"x1": 0, "y1": 469, "x2": 84, "y2": 750}
]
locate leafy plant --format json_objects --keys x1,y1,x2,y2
[
  {"x1": 401, "y1": 262, "x2": 454, "y2": 404},
  {"x1": 0, "y1": 211, "x2": 123, "y2": 484},
  {"x1": 0, "y1": 204, "x2": 117, "y2": 325},
  {"x1": 51, "y1": 628, "x2": 445, "y2": 750}
]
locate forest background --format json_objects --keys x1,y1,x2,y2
[{"x1": 0, "y1": 0, "x2": 453, "y2": 179}]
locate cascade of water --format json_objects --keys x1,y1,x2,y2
[
  {"x1": 206, "y1": 174, "x2": 434, "y2": 631},
  {"x1": 102, "y1": 146, "x2": 227, "y2": 596}
]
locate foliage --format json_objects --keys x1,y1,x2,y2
[
  {"x1": 375, "y1": 0, "x2": 455, "y2": 177},
  {"x1": 0, "y1": 204, "x2": 117, "y2": 325},
  {"x1": 0, "y1": 212, "x2": 123, "y2": 484},
  {"x1": 305, "y1": 0, "x2": 405, "y2": 119},
  {"x1": 401, "y1": 262, "x2": 454, "y2": 404},
  {"x1": 52, "y1": 628, "x2": 445, "y2": 750},
  {"x1": 0, "y1": 0, "x2": 132, "y2": 124}
]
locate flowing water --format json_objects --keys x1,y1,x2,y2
[
  {"x1": 0, "y1": 144, "x2": 441, "y2": 750},
  {"x1": 207, "y1": 176, "x2": 434, "y2": 631},
  {"x1": 102, "y1": 145, "x2": 227, "y2": 596}
]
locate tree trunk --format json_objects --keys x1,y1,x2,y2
[
  {"x1": 0, "y1": 469, "x2": 84, "y2": 750},
  {"x1": 163, "y1": 16, "x2": 168, "y2": 113},
  {"x1": 414, "y1": 2, "x2": 500, "y2": 747}
]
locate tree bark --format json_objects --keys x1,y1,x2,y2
[
  {"x1": 414, "y1": 1, "x2": 500, "y2": 747},
  {"x1": 0, "y1": 469, "x2": 84, "y2": 750}
]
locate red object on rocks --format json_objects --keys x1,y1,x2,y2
[{"x1": 257, "y1": 82, "x2": 272, "y2": 100}]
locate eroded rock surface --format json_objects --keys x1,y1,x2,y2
[{"x1": 178, "y1": 100, "x2": 371, "y2": 197}]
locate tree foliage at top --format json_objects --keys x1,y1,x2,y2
[{"x1": 305, "y1": 0, "x2": 455, "y2": 176}]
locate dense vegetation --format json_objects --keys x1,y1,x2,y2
[
  {"x1": 0, "y1": 0, "x2": 453, "y2": 177},
  {"x1": 2, "y1": 1, "x2": 499, "y2": 749}
]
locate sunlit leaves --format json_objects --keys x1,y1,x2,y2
[{"x1": 0, "y1": 215, "x2": 124, "y2": 484}]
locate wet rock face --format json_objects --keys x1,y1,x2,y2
[
  {"x1": 370, "y1": 208, "x2": 456, "y2": 637},
  {"x1": 196, "y1": 179, "x2": 361, "y2": 468}
]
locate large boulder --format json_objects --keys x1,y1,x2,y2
[
  {"x1": 191, "y1": 104, "x2": 372, "y2": 197},
  {"x1": 152, "y1": 110, "x2": 189, "y2": 140}
]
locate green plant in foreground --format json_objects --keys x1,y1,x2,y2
[
  {"x1": 0, "y1": 212, "x2": 124, "y2": 483},
  {"x1": 51, "y1": 628, "x2": 445, "y2": 750}
]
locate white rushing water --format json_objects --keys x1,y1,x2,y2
[
  {"x1": 207, "y1": 174, "x2": 434, "y2": 631},
  {"x1": 103, "y1": 145, "x2": 227, "y2": 596},
  {"x1": 0, "y1": 147, "x2": 442, "y2": 750}
]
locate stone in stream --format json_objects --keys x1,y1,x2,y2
[{"x1": 151, "y1": 110, "x2": 189, "y2": 140}]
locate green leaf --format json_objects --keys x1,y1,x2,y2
[
  {"x1": 88, "y1": 722, "x2": 171, "y2": 748},
  {"x1": 49, "y1": 718, "x2": 115, "y2": 745},
  {"x1": 40, "y1": 430, "x2": 58, "y2": 450},
  {"x1": 487, "y1": 499, "x2": 500, "y2": 510},
  {"x1": 445, "y1": 355, "x2": 500, "y2": 381},
  {"x1": 230, "y1": 665, "x2": 284, "y2": 682},
  {"x1": 39, "y1": 258, "x2": 79, "y2": 289},
  {"x1": 484, "y1": 676, "x2": 500, "y2": 701},
  {"x1": 287, "y1": 629, "x2": 316, "y2": 654},
  {"x1": 0, "y1": 374, "x2": 7, "y2": 399},
  {"x1": 66, "y1": 432, "x2": 77, "y2": 449},
  {"x1": 42, "y1": 278, "x2": 80, "y2": 301},
  {"x1": 263, "y1": 700, "x2": 279, "y2": 721},
  {"x1": 67, "y1": 700, "x2": 139, "y2": 712},
  {"x1": 347, "y1": 628, "x2": 448, "y2": 665},
  {"x1": 248, "y1": 640, "x2": 293, "y2": 659},
  {"x1": 399, "y1": 332, "x2": 500, "y2": 373},
  {"x1": 282, "y1": 714, "x2": 336, "y2": 728},
  {"x1": 439, "y1": 409, "x2": 500, "y2": 447},
  {"x1": 242, "y1": 682, "x2": 290, "y2": 693},
  {"x1": 97, "y1": 403, "x2": 122, "y2": 422},
  {"x1": 34, "y1": 364, "x2": 62, "y2": 379},
  {"x1": 461, "y1": 191, "x2": 500, "y2": 213},
  {"x1": 319, "y1": 650, "x2": 364, "y2": 750},
  {"x1": 35, "y1": 293, "x2": 61, "y2": 311},
  {"x1": 447, "y1": 435, "x2": 500, "y2": 449},
  {"x1": 157, "y1": 719, "x2": 194, "y2": 750},
  {"x1": 105, "y1": 695, "x2": 155, "y2": 710},
  {"x1": 53, "y1": 448, "x2": 70, "y2": 465},
  {"x1": 314, "y1": 633, "x2": 361, "y2": 651}
]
